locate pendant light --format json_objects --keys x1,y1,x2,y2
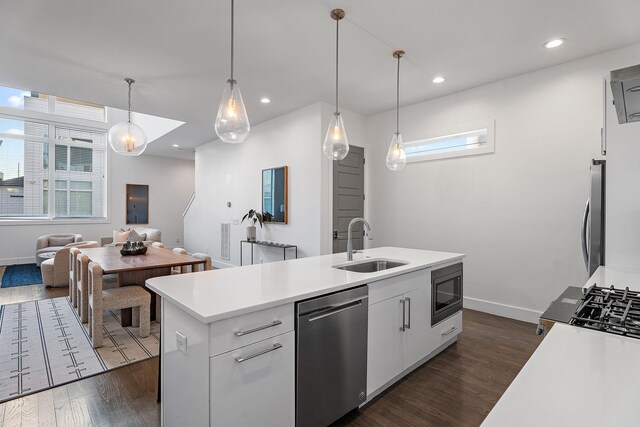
[
  {"x1": 323, "y1": 9, "x2": 349, "y2": 161},
  {"x1": 108, "y1": 78, "x2": 148, "y2": 156},
  {"x1": 386, "y1": 50, "x2": 407, "y2": 171},
  {"x1": 215, "y1": 0, "x2": 250, "y2": 143}
]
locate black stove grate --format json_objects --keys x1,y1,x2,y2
[{"x1": 570, "y1": 284, "x2": 640, "y2": 339}]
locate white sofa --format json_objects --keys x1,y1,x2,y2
[{"x1": 101, "y1": 227, "x2": 162, "y2": 247}]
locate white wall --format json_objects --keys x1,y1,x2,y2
[
  {"x1": 186, "y1": 103, "x2": 322, "y2": 267},
  {"x1": 185, "y1": 102, "x2": 366, "y2": 267},
  {"x1": 363, "y1": 45, "x2": 640, "y2": 323},
  {"x1": 0, "y1": 153, "x2": 195, "y2": 265}
]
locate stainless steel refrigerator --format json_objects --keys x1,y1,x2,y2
[{"x1": 582, "y1": 159, "x2": 605, "y2": 276}]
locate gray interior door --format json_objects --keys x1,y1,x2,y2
[{"x1": 333, "y1": 146, "x2": 364, "y2": 254}]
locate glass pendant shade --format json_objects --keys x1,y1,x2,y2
[
  {"x1": 108, "y1": 121, "x2": 148, "y2": 156},
  {"x1": 323, "y1": 113, "x2": 349, "y2": 160},
  {"x1": 386, "y1": 132, "x2": 407, "y2": 171},
  {"x1": 215, "y1": 80, "x2": 250, "y2": 143}
]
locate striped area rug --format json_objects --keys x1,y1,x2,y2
[{"x1": 0, "y1": 296, "x2": 159, "y2": 403}]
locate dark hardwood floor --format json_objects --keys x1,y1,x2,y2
[
  {"x1": 0, "y1": 285, "x2": 543, "y2": 427},
  {"x1": 334, "y1": 309, "x2": 542, "y2": 427}
]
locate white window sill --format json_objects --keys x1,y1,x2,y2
[{"x1": 0, "y1": 218, "x2": 110, "y2": 226}]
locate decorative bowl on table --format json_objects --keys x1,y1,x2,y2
[{"x1": 120, "y1": 241, "x2": 148, "y2": 256}]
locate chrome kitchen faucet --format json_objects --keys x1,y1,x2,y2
[{"x1": 347, "y1": 217, "x2": 373, "y2": 261}]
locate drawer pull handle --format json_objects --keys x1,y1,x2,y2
[
  {"x1": 627, "y1": 86, "x2": 640, "y2": 92},
  {"x1": 442, "y1": 326, "x2": 457, "y2": 336},
  {"x1": 235, "y1": 343, "x2": 282, "y2": 363},
  {"x1": 234, "y1": 320, "x2": 282, "y2": 337}
]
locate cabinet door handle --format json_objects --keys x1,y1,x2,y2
[
  {"x1": 405, "y1": 297, "x2": 411, "y2": 330},
  {"x1": 235, "y1": 343, "x2": 283, "y2": 363},
  {"x1": 399, "y1": 299, "x2": 406, "y2": 332},
  {"x1": 442, "y1": 326, "x2": 457, "y2": 336},
  {"x1": 234, "y1": 320, "x2": 282, "y2": 337}
]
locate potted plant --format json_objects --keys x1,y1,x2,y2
[{"x1": 242, "y1": 209, "x2": 263, "y2": 242}]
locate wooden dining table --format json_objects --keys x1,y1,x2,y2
[{"x1": 78, "y1": 246, "x2": 205, "y2": 326}]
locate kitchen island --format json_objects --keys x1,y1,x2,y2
[{"x1": 146, "y1": 247, "x2": 464, "y2": 426}]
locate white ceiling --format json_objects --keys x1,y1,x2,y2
[{"x1": 2, "y1": 0, "x2": 640, "y2": 159}]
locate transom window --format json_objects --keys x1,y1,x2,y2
[
  {"x1": 405, "y1": 120, "x2": 495, "y2": 163},
  {"x1": 0, "y1": 86, "x2": 107, "y2": 221}
]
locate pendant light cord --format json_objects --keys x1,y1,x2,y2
[
  {"x1": 396, "y1": 55, "x2": 400, "y2": 134},
  {"x1": 335, "y1": 17, "x2": 339, "y2": 115},
  {"x1": 230, "y1": 0, "x2": 235, "y2": 83},
  {"x1": 128, "y1": 80, "x2": 132, "y2": 123}
]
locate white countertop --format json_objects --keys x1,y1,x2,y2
[
  {"x1": 145, "y1": 247, "x2": 463, "y2": 323},
  {"x1": 482, "y1": 323, "x2": 640, "y2": 427},
  {"x1": 583, "y1": 265, "x2": 640, "y2": 290}
]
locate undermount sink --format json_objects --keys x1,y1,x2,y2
[{"x1": 333, "y1": 258, "x2": 408, "y2": 273}]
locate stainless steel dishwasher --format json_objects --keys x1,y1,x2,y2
[{"x1": 296, "y1": 285, "x2": 368, "y2": 427}]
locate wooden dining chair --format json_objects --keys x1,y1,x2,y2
[
  {"x1": 191, "y1": 253, "x2": 212, "y2": 272},
  {"x1": 87, "y1": 261, "x2": 151, "y2": 348}
]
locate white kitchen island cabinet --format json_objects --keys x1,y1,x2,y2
[
  {"x1": 147, "y1": 247, "x2": 464, "y2": 426},
  {"x1": 367, "y1": 266, "x2": 462, "y2": 399},
  {"x1": 209, "y1": 331, "x2": 295, "y2": 426},
  {"x1": 161, "y1": 300, "x2": 295, "y2": 427}
]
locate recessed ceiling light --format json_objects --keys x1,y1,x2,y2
[
  {"x1": 544, "y1": 38, "x2": 566, "y2": 49},
  {"x1": 260, "y1": 97, "x2": 271, "y2": 104},
  {"x1": 172, "y1": 144, "x2": 180, "y2": 148},
  {"x1": 432, "y1": 76, "x2": 445, "y2": 84}
]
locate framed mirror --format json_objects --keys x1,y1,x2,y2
[{"x1": 262, "y1": 166, "x2": 288, "y2": 224}]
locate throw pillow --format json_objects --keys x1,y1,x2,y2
[
  {"x1": 144, "y1": 229, "x2": 161, "y2": 242},
  {"x1": 127, "y1": 230, "x2": 147, "y2": 242},
  {"x1": 113, "y1": 229, "x2": 131, "y2": 243},
  {"x1": 49, "y1": 236, "x2": 75, "y2": 246}
]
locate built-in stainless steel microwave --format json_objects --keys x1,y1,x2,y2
[{"x1": 432, "y1": 263, "x2": 463, "y2": 325}]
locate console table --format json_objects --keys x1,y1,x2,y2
[{"x1": 240, "y1": 240, "x2": 298, "y2": 266}]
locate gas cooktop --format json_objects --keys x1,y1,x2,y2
[{"x1": 570, "y1": 284, "x2": 640, "y2": 339}]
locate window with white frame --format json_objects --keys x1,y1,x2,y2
[
  {"x1": 405, "y1": 120, "x2": 495, "y2": 163},
  {"x1": 0, "y1": 86, "x2": 107, "y2": 220}
]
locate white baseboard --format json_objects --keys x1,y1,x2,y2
[
  {"x1": 212, "y1": 259, "x2": 236, "y2": 269},
  {"x1": 464, "y1": 296, "x2": 542, "y2": 324},
  {"x1": 0, "y1": 257, "x2": 36, "y2": 266}
]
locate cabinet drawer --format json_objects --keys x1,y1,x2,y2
[
  {"x1": 368, "y1": 268, "x2": 430, "y2": 305},
  {"x1": 432, "y1": 311, "x2": 462, "y2": 346},
  {"x1": 209, "y1": 303, "x2": 294, "y2": 356},
  {"x1": 209, "y1": 331, "x2": 295, "y2": 427}
]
